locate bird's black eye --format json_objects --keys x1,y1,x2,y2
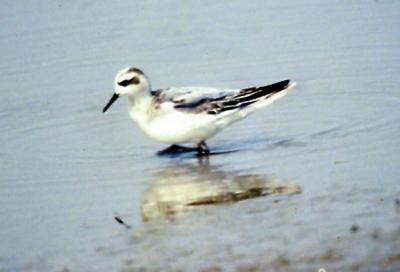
[
  {"x1": 118, "y1": 76, "x2": 140, "y2": 87},
  {"x1": 118, "y1": 80, "x2": 129, "y2": 87}
]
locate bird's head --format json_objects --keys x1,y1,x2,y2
[{"x1": 103, "y1": 67, "x2": 150, "y2": 113}]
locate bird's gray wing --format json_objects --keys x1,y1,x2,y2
[
  {"x1": 155, "y1": 80, "x2": 291, "y2": 115},
  {"x1": 151, "y1": 87, "x2": 235, "y2": 112}
]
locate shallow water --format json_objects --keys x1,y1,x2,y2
[{"x1": 1, "y1": 1, "x2": 400, "y2": 271}]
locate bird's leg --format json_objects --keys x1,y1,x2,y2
[
  {"x1": 157, "y1": 142, "x2": 210, "y2": 155},
  {"x1": 157, "y1": 144, "x2": 197, "y2": 155},
  {"x1": 196, "y1": 141, "x2": 210, "y2": 155}
]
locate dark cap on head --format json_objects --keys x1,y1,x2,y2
[{"x1": 127, "y1": 67, "x2": 144, "y2": 75}]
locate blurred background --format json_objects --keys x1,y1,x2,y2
[{"x1": 1, "y1": 1, "x2": 399, "y2": 271}]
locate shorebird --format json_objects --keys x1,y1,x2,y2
[{"x1": 103, "y1": 67, "x2": 295, "y2": 155}]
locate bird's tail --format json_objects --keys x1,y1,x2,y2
[
  {"x1": 231, "y1": 79, "x2": 295, "y2": 114},
  {"x1": 240, "y1": 79, "x2": 294, "y2": 104},
  {"x1": 215, "y1": 80, "x2": 295, "y2": 126}
]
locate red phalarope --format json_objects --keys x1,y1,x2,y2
[{"x1": 103, "y1": 67, "x2": 295, "y2": 155}]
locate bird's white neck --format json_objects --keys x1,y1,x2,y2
[
  {"x1": 126, "y1": 77, "x2": 152, "y2": 110},
  {"x1": 127, "y1": 91, "x2": 153, "y2": 112},
  {"x1": 127, "y1": 91, "x2": 154, "y2": 134}
]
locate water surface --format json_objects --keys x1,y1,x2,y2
[{"x1": 1, "y1": 1, "x2": 400, "y2": 271}]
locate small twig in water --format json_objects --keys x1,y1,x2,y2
[{"x1": 114, "y1": 216, "x2": 132, "y2": 229}]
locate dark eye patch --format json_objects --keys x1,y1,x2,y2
[{"x1": 118, "y1": 76, "x2": 140, "y2": 87}]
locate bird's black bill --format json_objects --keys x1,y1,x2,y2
[{"x1": 102, "y1": 93, "x2": 119, "y2": 113}]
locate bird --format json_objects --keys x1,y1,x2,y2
[{"x1": 102, "y1": 67, "x2": 295, "y2": 155}]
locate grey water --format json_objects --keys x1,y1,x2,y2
[{"x1": 1, "y1": 1, "x2": 400, "y2": 271}]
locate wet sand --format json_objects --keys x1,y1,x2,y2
[{"x1": 1, "y1": 1, "x2": 400, "y2": 271}]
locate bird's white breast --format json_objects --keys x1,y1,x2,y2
[{"x1": 129, "y1": 106, "x2": 221, "y2": 144}]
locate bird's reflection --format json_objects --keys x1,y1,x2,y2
[{"x1": 141, "y1": 160, "x2": 301, "y2": 222}]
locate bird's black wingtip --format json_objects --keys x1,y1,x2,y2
[{"x1": 282, "y1": 79, "x2": 291, "y2": 87}]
